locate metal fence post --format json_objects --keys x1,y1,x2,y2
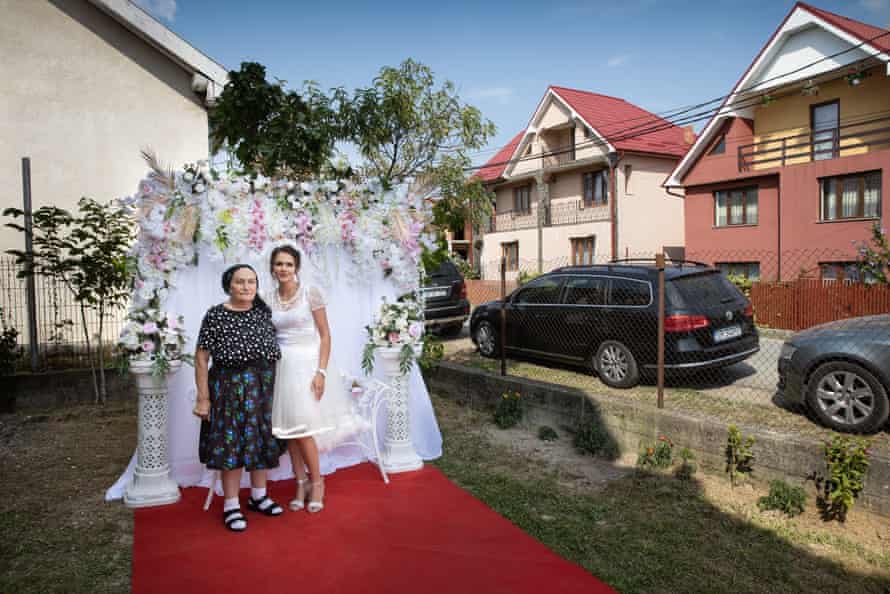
[
  {"x1": 656, "y1": 251, "x2": 665, "y2": 409},
  {"x1": 21, "y1": 157, "x2": 39, "y2": 371},
  {"x1": 500, "y1": 256, "x2": 506, "y2": 377}
]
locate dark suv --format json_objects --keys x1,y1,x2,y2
[
  {"x1": 470, "y1": 261, "x2": 759, "y2": 388},
  {"x1": 421, "y1": 261, "x2": 470, "y2": 337}
]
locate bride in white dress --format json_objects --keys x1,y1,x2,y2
[{"x1": 267, "y1": 244, "x2": 360, "y2": 513}]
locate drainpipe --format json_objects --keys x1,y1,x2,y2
[
  {"x1": 607, "y1": 151, "x2": 621, "y2": 260},
  {"x1": 776, "y1": 180, "x2": 782, "y2": 281},
  {"x1": 535, "y1": 172, "x2": 547, "y2": 273}
]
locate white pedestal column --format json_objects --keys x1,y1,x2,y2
[
  {"x1": 377, "y1": 347, "x2": 423, "y2": 473},
  {"x1": 124, "y1": 360, "x2": 182, "y2": 508}
]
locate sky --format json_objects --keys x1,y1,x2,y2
[{"x1": 135, "y1": 0, "x2": 890, "y2": 166}]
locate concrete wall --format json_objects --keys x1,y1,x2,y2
[
  {"x1": 616, "y1": 154, "x2": 684, "y2": 257},
  {"x1": 0, "y1": 0, "x2": 211, "y2": 252}
]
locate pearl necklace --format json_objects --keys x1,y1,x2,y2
[{"x1": 275, "y1": 283, "x2": 301, "y2": 308}]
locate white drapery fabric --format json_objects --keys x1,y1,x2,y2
[{"x1": 106, "y1": 244, "x2": 442, "y2": 500}]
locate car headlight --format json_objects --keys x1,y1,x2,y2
[{"x1": 779, "y1": 343, "x2": 798, "y2": 360}]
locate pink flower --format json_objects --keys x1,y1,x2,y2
[
  {"x1": 142, "y1": 322, "x2": 158, "y2": 334},
  {"x1": 142, "y1": 340, "x2": 155, "y2": 353},
  {"x1": 408, "y1": 322, "x2": 423, "y2": 339},
  {"x1": 388, "y1": 331, "x2": 400, "y2": 343},
  {"x1": 166, "y1": 316, "x2": 178, "y2": 331}
]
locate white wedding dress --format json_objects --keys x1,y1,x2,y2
[{"x1": 269, "y1": 285, "x2": 364, "y2": 450}]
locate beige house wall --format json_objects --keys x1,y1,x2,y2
[
  {"x1": 616, "y1": 155, "x2": 684, "y2": 257},
  {"x1": 542, "y1": 221, "x2": 612, "y2": 265},
  {"x1": 479, "y1": 228, "x2": 538, "y2": 281},
  {"x1": 0, "y1": 0, "x2": 212, "y2": 252}
]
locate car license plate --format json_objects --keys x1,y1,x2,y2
[
  {"x1": 713, "y1": 325, "x2": 742, "y2": 342},
  {"x1": 426, "y1": 288, "x2": 449, "y2": 298}
]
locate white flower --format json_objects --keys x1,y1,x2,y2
[
  {"x1": 194, "y1": 183, "x2": 206, "y2": 194},
  {"x1": 183, "y1": 171, "x2": 195, "y2": 183}
]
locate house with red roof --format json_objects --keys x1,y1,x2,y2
[
  {"x1": 477, "y1": 86, "x2": 692, "y2": 278},
  {"x1": 664, "y1": 2, "x2": 890, "y2": 282}
]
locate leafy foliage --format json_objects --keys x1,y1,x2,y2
[
  {"x1": 674, "y1": 447, "x2": 697, "y2": 480},
  {"x1": 573, "y1": 419, "x2": 617, "y2": 458},
  {"x1": 418, "y1": 335, "x2": 444, "y2": 372},
  {"x1": 637, "y1": 435, "x2": 674, "y2": 470},
  {"x1": 758, "y1": 480, "x2": 806, "y2": 517},
  {"x1": 818, "y1": 435, "x2": 870, "y2": 522},
  {"x1": 209, "y1": 62, "x2": 346, "y2": 178},
  {"x1": 725, "y1": 424, "x2": 755, "y2": 487},
  {"x1": 854, "y1": 222, "x2": 889, "y2": 284},
  {"x1": 538, "y1": 425, "x2": 558, "y2": 442},
  {"x1": 493, "y1": 389, "x2": 522, "y2": 429},
  {"x1": 0, "y1": 307, "x2": 21, "y2": 375}
]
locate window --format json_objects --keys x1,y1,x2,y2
[
  {"x1": 524, "y1": 143, "x2": 533, "y2": 157},
  {"x1": 715, "y1": 187, "x2": 758, "y2": 226},
  {"x1": 820, "y1": 171, "x2": 881, "y2": 221},
  {"x1": 515, "y1": 276, "x2": 563, "y2": 305},
  {"x1": 584, "y1": 127, "x2": 594, "y2": 139},
  {"x1": 609, "y1": 278, "x2": 651, "y2": 306},
  {"x1": 563, "y1": 276, "x2": 606, "y2": 305},
  {"x1": 582, "y1": 170, "x2": 608, "y2": 208},
  {"x1": 501, "y1": 242, "x2": 518, "y2": 271},
  {"x1": 717, "y1": 262, "x2": 760, "y2": 281},
  {"x1": 513, "y1": 185, "x2": 531, "y2": 214},
  {"x1": 624, "y1": 164, "x2": 633, "y2": 195},
  {"x1": 812, "y1": 101, "x2": 839, "y2": 161},
  {"x1": 571, "y1": 236, "x2": 596, "y2": 266},
  {"x1": 709, "y1": 135, "x2": 726, "y2": 155},
  {"x1": 820, "y1": 262, "x2": 875, "y2": 283}
]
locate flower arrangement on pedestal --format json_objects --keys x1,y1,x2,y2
[
  {"x1": 361, "y1": 296, "x2": 424, "y2": 376},
  {"x1": 118, "y1": 299, "x2": 192, "y2": 376}
]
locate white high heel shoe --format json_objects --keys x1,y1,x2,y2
[
  {"x1": 289, "y1": 478, "x2": 309, "y2": 511},
  {"x1": 307, "y1": 479, "x2": 325, "y2": 513}
]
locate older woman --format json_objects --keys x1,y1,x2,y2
[{"x1": 192, "y1": 264, "x2": 284, "y2": 532}]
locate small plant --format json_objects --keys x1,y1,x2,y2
[
  {"x1": 0, "y1": 307, "x2": 21, "y2": 375},
  {"x1": 418, "y1": 335, "x2": 444, "y2": 372},
  {"x1": 726, "y1": 424, "x2": 755, "y2": 487},
  {"x1": 573, "y1": 419, "x2": 616, "y2": 458},
  {"x1": 758, "y1": 480, "x2": 806, "y2": 517},
  {"x1": 538, "y1": 426, "x2": 558, "y2": 442},
  {"x1": 726, "y1": 273, "x2": 753, "y2": 298},
  {"x1": 637, "y1": 435, "x2": 674, "y2": 470},
  {"x1": 818, "y1": 435, "x2": 871, "y2": 522},
  {"x1": 517, "y1": 270, "x2": 541, "y2": 286},
  {"x1": 493, "y1": 389, "x2": 522, "y2": 429},
  {"x1": 674, "y1": 447, "x2": 697, "y2": 480}
]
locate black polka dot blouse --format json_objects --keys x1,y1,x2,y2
[{"x1": 196, "y1": 304, "x2": 281, "y2": 367}]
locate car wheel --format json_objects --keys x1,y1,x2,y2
[
  {"x1": 593, "y1": 341, "x2": 640, "y2": 389},
  {"x1": 437, "y1": 323, "x2": 463, "y2": 338},
  {"x1": 474, "y1": 321, "x2": 499, "y2": 358},
  {"x1": 806, "y1": 361, "x2": 890, "y2": 434}
]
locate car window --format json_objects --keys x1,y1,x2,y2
[
  {"x1": 669, "y1": 272, "x2": 740, "y2": 307},
  {"x1": 563, "y1": 276, "x2": 606, "y2": 305},
  {"x1": 430, "y1": 262, "x2": 459, "y2": 278},
  {"x1": 515, "y1": 276, "x2": 563, "y2": 305},
  {"x1": 609, "y1": 278, "x2": 651, "y2": 306}
]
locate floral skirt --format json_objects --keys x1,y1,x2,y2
[{"x1": 199, "y1": 361, "x2": 283, "y2": 471}]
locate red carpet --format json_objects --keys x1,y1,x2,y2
[{"x1": 133, "y1": 464, "x2": 616, "y2": 594}]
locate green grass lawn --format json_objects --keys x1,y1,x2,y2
[{"x1": 431, "y1": 394, "x2": 890, "y2": 594}]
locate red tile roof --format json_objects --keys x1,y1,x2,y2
[
  {"x1": 550, "y1": 86, "x2": 690, "y2": 158},
  {"x1": 799, "y1": 2, "x2": 890, "y2": 53},
  {"x1": 477, "y1": 88, "x2": 690, "y2": 182},
  {"x1": 476, "y1": 131, "x2": 524, "y2": 182}
]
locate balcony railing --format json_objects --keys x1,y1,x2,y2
[
  {"x1": 738, "y1": 114, "x2": 890, "y2": 170},
  {"x1": 489, "y1": 206, "x2": 538, "y2": 233},
  {"x1": 546, "y1": 201, "x2": 610, "y2": 226},
  {"x1": 543, "y1": 147, "x2": 575, "y2": 168}
]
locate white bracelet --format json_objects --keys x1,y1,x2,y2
[{"x1": 316, "y1": 368, "x2": 327, "y2": 378}]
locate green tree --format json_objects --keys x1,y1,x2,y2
[
  {"x1": 856, "y1": 223, "x2": 889, "y2": 284},
  {"x1": 209, "y1": 62, "x2": 346, "y2": 178},
  {"x1": 4, "y1": 199, "x2": 132, "y2": 403},
  {"x1": 346, "y1": 59, "x2": 496, "y2": 184}
]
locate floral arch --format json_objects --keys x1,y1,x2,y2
[{"x1": 106, "y1": 161, "x2": 442, "y2": 500}]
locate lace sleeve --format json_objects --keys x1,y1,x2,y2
[{"x1": 308, "y1": 286, "x2": 326, "y2": 311}]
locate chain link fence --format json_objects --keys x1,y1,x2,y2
[
  {"x1": 463, "y1": 248, "x2": 890, "y2": 434},
  {"x1": 0, "y1": 256, "x2": 126, "y2": 370}
]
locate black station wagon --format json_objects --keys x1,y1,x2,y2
[{"x1": 470, "y1": 261, "x2": 759, "y2": 388}]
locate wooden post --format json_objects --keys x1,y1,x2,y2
[
  {"x1": 656, "y1": 251, "x2": 665, "y2": 409},
  {"x1": 500, "y1": 256, "x2": 507, "y2": 376}
]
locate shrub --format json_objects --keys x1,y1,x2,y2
[
  {"x1": 418, "y1": 336, "x2": 444, "y2": 372},
  {"x1": 818, "y1": 435, "x2": 871, "y2": 522},
  {"x1": 726, "y1": 424, "x2": 755, "y2": 487},
  {"x1": 758, "y1": 480, "x2": 806, "y2": 517},
  {"x1": 674, "y1": 447, "x2": 697, "y2": 481},
  {"x1": 0, "y1": 307, "x2": 21, "y2": 375},
  {"x1": 637, "y1": 435, "x2": 674, "y2": 470},
  {"x1": 517, "y1": 270, "x2": 541, "y2": 286},
  {"x1": 538, "y1": 426, "x2": 558, "y2": 442},
  {"x1": 493, "y1": 389, "x2": 522, "y2": 429},
  {"x1": 574, "y1": 419, "x2": 616, "y2": 457},
  {"x1": 726, "y1": 274, "x2": 753, "y2": 299}
]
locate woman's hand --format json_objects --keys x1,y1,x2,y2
[
  {"x1": 193, "y1": 397, "x2": 210, "y2": 420},
  {"x1": 311, "y1": 373, "x2": 326, "y2": 401}
]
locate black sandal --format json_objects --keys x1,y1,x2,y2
[
  {"x1": 247, "y1": 495, "x2": 284, "y2": 516},
  {"x1": 223, "y1": 508, "x2": 247, "y2": 532}
]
